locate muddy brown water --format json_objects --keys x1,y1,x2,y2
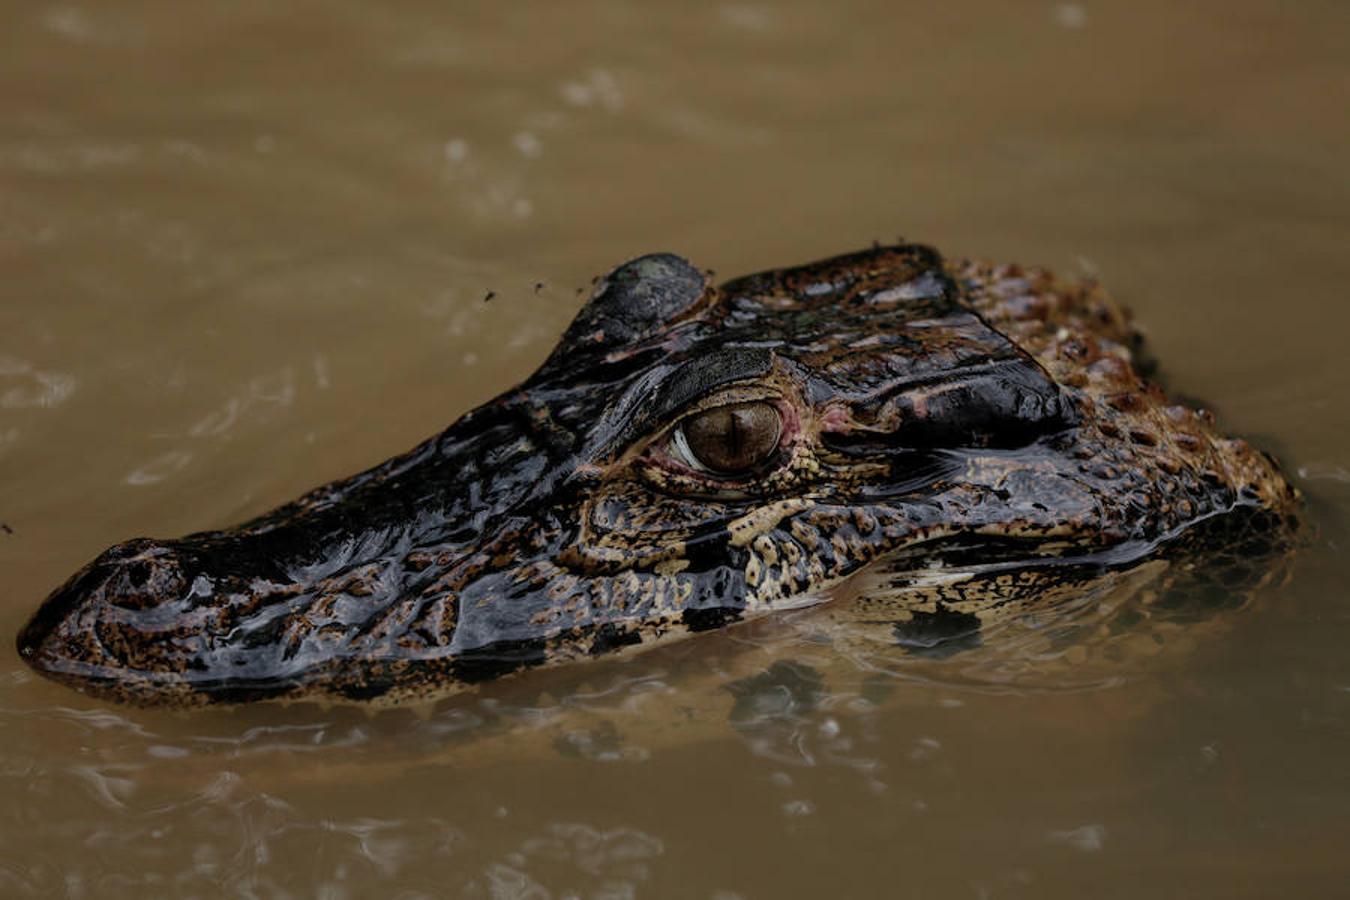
[{"x1": 3, "y1": 1, "x2": 1349, "y2": 897}]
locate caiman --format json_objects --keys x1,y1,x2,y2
[{"x1": 16, "y1": 245, "x2": 1299, "y2": 706}]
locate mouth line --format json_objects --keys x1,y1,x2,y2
[
  {"x1": 871, "y1": 532, "x2": 1142, "y2": 582},
  {"x1": 872, "y1": 503, "x2": 1260, "y2": 584}
]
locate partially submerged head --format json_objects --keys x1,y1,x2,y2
[{"x1": 17, "y1": 245, "x2": 1296, "y2": 705}]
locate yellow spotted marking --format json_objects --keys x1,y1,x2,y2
[
  {"x1": 752, "y1": 534, "x2": 779, "y2": 567},
  {"x1": 727, "y1": 498, "x2": 815, "y2": 547},
  {"x1": 654, "y1": 558, "x2": 691, "y2": 576},
  {"x1": 745, "y1": 554, "x2": 762, "y2": 588}
]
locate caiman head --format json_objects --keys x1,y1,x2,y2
[{"x1": 17, "y1": 245, "x2": 1297, "y2": 705}]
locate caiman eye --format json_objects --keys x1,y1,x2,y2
[{"x1": 672, "y1": 401, "x2": 782, "y2": 475}]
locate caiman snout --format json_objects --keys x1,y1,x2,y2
[{"x1": 18, "y1": 538, "x2": 190, "y2": 684}]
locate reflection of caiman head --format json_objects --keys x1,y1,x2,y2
[{"x1": 18, "y1": 245, "x2": 1299, "y2": 705}]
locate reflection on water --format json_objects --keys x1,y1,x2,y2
[
  {"x1": 0, "y1": 582, "x2": 1151, "y2": 893},
  {"x1": 2, "y1": 0, "x2": 1348, "y2": 896}
]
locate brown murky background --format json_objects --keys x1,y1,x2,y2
[{"x1": 4, "y1": 1, "x2": 1349, "y2": 896}]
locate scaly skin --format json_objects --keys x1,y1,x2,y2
[{"x1": 16, "y1": 245, "x2": 1298, "y2": 706}]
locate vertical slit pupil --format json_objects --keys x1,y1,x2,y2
[
  {"x1": 727, "y1": 407, "x2": 745, "y2": 459},
  {"x1": 684, "y1": 401, "x2": 780, "y2": 473}
]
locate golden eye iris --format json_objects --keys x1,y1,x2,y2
[{"x1": 675, "y1": 401, "x2": 782, "y2": 475}]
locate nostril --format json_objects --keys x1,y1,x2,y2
[
  {"x1": 126, "y1": 561, "x2": 152, "y2": 589},
  {"x1": 100, "y1": 543, "x2": 187, "y2": 611}
]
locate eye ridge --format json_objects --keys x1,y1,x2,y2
[{"x1": 675, "y1": 401, "x2": 782, "y2": 476}]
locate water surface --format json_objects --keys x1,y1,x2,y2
[{"x1": 3, "y1": 1, "x2": 1349, "y2": 897}]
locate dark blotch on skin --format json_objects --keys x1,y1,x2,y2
[
  {"x1": 682, "y1": 606, "x2": 743, "y2": 633},
  {"x1": 588, "y1": 622, "x2": 643, "y2": 656},
  {"x1": 447, "y1": 638, "x2": 550, "y2": 685},
  {"x1": 334, "y1": 664, "x2": 400, "y2": 702},
  {"x1": 193, "y1": 679, "x2": 300, "y2": 705}
]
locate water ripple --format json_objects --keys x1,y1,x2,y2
[{"x1": 0, "y1": 356, "x2": 76, "y2": 410}]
